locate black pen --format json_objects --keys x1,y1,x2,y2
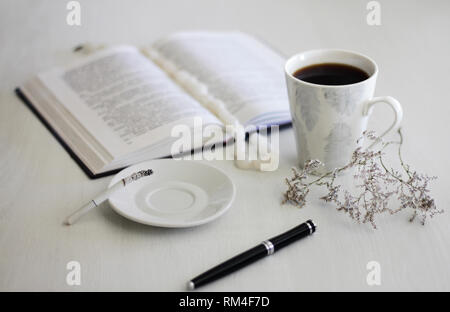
[{"x1": 188, "y1": 219, "x2": 316, "y2": 290}]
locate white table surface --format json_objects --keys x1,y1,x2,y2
[{"x1": 1, "y1": 0, "x2": 449, "y2": 291}]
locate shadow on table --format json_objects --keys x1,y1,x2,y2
[{"x1": 95, "y1": 201, "x2": 218, "y2": 236}]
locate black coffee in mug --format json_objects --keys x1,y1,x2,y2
[{"x1": 293, "y1": 63, "x2": 369, "y2": 86}]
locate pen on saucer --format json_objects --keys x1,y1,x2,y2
[
  {"x1": 64, "y1": 169, "x2": 153, "y2": 225},
  {"x1": 188, "y1": 219, "x2": 316, "y2": 290}
]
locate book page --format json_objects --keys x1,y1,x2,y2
[
  {"x1": 151, "y1": 32, "x2": 291, "y2": 126},
  {"x1": 38, "y1": 46, "x2": 220, "y2": 158}
]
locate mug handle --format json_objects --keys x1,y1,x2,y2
[{"x1": 362, "y1": 96, "x2": 403, "y2": 148}]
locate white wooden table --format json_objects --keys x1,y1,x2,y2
[{"x1": 1, "y1": 0, "x2": 449, "y2": 291}]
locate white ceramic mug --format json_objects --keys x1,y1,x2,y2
[{"x1": 285, "y1": 49, "x2": 403, "y2": 172}]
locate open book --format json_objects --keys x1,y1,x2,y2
[{"x1": 17, "y1": 32, "x2": 291, "y2": 178}]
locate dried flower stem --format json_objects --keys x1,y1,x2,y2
[{"x1": 283, "y1": 129, "x2": 442, "y2": 229}]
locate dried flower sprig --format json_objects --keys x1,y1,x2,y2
[{"x1": 283, "y1": 129, "x2": 442, "y2": 229}]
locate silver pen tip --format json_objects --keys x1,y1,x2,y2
[{"x1": 187, "y1": 281, "x2": 195, "y2": 290}]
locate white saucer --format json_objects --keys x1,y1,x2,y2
[{"x1": 108, "y1": 160, "x2": 235, "y2": 227}]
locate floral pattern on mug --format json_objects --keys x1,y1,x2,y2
[
  {"x1": 323, "y1": 87, "x2": 364, "y2": 116},
  {"x1": 295, "y1": 119, "x2": 311, "y2": 165},
  {"x1": 295, "y1": 86, "x2": 320, "y2": 131},
  {"x1": 324, "y1": 122, "x2": 353, "y2": 169}
]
